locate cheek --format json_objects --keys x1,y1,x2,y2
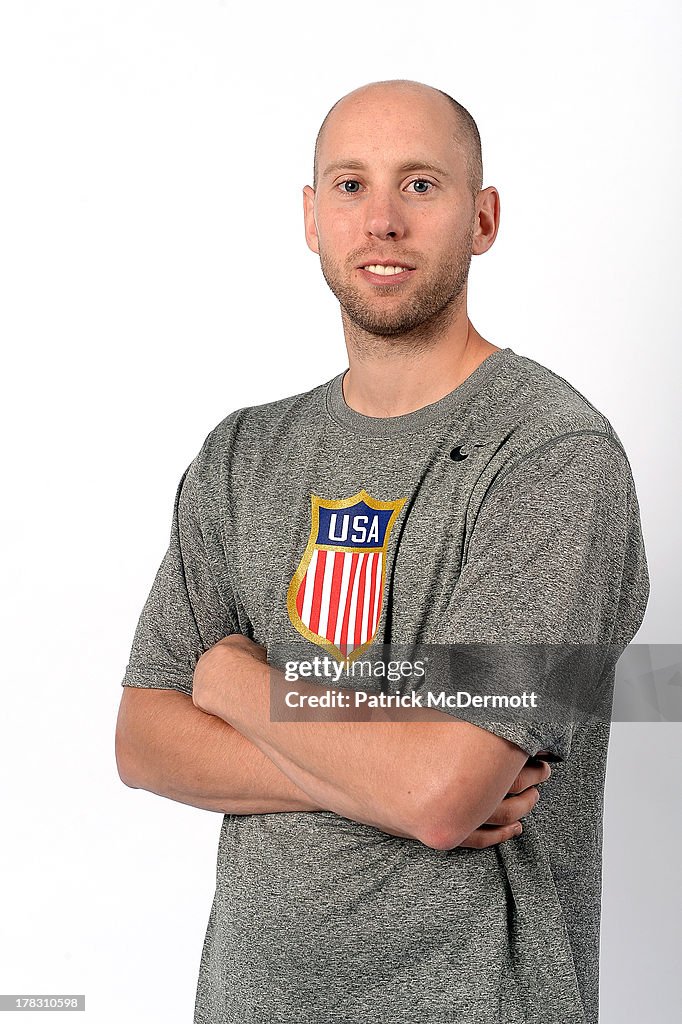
[
  {"x1": 429, "y1": 212, "x2": 468, "y2": 244},
  {"x1": 318, "y1": 208, "x2": 360, "y2": 248},
  {"x1": 416, "y1": 203, "x2": 469, "y2": 235}
]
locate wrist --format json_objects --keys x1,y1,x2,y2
[
  {"x1": 193, "y1": 644, "x2": 231, "y2": 718},
  {"x1": 193, "y1": 638, "x2": 270, "y2": 725}
]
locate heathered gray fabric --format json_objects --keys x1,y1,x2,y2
[{"x1": 121, "y1": 346, "x2": 649, "y2": 1024}]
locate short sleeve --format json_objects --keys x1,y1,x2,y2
[
  {"x1": 435, "y1": 431, "x2": 650, "y2": 760},
  {"x1": 121, "y1": 457, "x2": 239, "y2": 695}
]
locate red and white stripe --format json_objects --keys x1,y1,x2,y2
[{"x1": 295, "y1": 549, "x2": 384, "y2": 654}]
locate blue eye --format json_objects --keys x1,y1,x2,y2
[
  {"x1": 408, "y1": 179, "x2": 432, "y2": 194},
  {"x1": 336, "y1": 178, "x2": 434, "y2": 195}
]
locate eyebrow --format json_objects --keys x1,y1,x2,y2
[{"x1": 321, "y1": 158, "x2": 452, "y2": 180}]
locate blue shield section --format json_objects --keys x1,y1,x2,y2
[{"x1": 316, "y1": 501, "x2": 395, "y2": 550}]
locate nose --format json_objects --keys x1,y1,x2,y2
[{"x1": 363, "y1": 191, "x2": 406, "y2": 242}]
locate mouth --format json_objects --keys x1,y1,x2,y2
[{"x1": 357, "y1": 261, "x2": 416, "y2": 285}]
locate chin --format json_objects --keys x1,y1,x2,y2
[{"x1": 341, "y1": 301, "x2": 415, "y2": 336}]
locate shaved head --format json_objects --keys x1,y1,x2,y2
[{"x1": 313, "y1": 79, "x2": 483, "y2": 203}]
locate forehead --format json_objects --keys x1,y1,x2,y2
[{"x1": 319, "y1": 87, "x2": 464, "y2": 177}]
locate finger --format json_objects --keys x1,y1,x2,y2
[
  {"x1": 510, "y1": 759, "x2": 551, "y2": 793},
  {"x1": 507, "y1": 759, "x2": 551, "y2": 795},
  {"x1": 484, "y1": 786, "x2": 540, "y2": 826},
  {"x1": 458, "y1": 822, "x2": 524, "y2": 849}
]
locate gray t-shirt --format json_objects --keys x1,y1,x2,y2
[{"x1": 121, "y1": 347, "x2": 649, "y2": 1024}]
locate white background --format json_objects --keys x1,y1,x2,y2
[{"x1": 1, "y1": 2, "x2": 680, "y2": 1022}]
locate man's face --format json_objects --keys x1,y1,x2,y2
[{"x1": 304, "y1": 86, "x2": 479, "y2": 338}]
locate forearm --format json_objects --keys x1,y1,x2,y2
[
  {"x1": 115, "y1": 686, "x2": 323, "y2": 814},
  {"x1": 194, "y1": 649, "x2": 446, "y2": 842},
  {"x1": 193, "y1": 641, "x2": 539, "y2": 849},
  {"x1": 231, "y1": 713, "x2": 431, "y2": 841}
]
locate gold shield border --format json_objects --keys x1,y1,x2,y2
[{"x1": 286, "y1": 489, "x2": 407, "y2": 665}]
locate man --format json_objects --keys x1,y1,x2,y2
[{"x1": 116, "y1": 79, "x2": 649, "y2": 1023}]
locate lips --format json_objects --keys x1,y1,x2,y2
[
  {"x1": 356, "y1": 264, "x2": 413, "y2": 276},
  {"x1": 357, "y1": 262, "x2": 416, "y2": 284}
]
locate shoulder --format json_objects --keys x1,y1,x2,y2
[
  {"x1": 475, "y1": 349, "x2": 632, "y2": 477},
  {"x1": 458, "y1": 349, "x2": 643, "y2": 562},
  {"x1": 490, "y1": 348, "x2": 615, "y2": 437},
  {"x1": 181, "y1": 374, "x2": 340, "y2": 491}
]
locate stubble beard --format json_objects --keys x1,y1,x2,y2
[{"x1": 319, "y1": 240, "x2": 473, "y2": 351}]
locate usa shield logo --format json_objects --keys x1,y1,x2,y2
[{"x1": 287, "y1": 490, "x2": 407, "y2": 663}]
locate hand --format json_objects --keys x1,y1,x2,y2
[
  {"x1": 210, "y1": 633, "x2": 268, "y2": 664},
  {"x1": 455, "y1": 754, "x2": 552, "y2": 849},
  {"x1": 192, "y1": 634, "x2": 268, "y2": 718}
]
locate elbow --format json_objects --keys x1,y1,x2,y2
[
  {"x1": 114, "y1": 725, "x2": 141, "y2": 790},
  {"x1": 115, "y1": 747, "x2": 139, "y2": 790},
  {"x1": 398, "y1": 787, "x2": 468, "y2": 852},
  {"x1": 415, "y1": 817, "x2": 468, "y2": 852}
]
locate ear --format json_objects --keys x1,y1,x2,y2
[
  {"x1": 472, "y1": 186, "x2": 500, "y2": 256},
  {"x1": 303, "y1": 185, "x2": 320, "y2": 255}
]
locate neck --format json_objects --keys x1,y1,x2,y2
[{"x1": 340, "y1": 302, "x2": 501, "y2": 418}]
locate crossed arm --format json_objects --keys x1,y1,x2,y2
[{"x1": 116, "y1": 634, "x2": 551, "y2": 850}]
